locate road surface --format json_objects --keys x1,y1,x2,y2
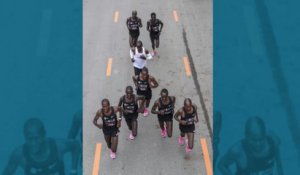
[{"x1": 83, "y1": 0, "x2": 212, "y2": 174}]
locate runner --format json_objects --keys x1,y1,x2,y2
[
  {"x1": 118, "y1": 86, "x2": 145, "y2": 140},
  {"x1": 126, "y1": 10, "x2": 142, "y2": 47},
  {"x1": 218, "y1": 117, "x2": 283, "y2": 175},
  {"x1": 93, "y1": 99, "x2": 122, "y2": 159},
  {"x1": 174, "y1": 98, "x2": 199, "y2": 153},
  {"x1": 151, "y1": 88, "x2": 175, "y2": 138},
  {"x1": 2, "y1": 118, "x2": 80, "y2": 175},
  {"x1": 132, "y1": 67, "x2": 158, "y2": 117},
  {"x1": 147, "y1": 12, "x2": 163, "y2": 55},
  {"x1": 130, "y1": 40, "x2": 153, "y2": 76}
]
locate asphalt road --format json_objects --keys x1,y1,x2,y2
[{"x1": 83, "y1": 0, "x2": 212, "y2": 174}]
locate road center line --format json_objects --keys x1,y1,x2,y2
[
  {"x1": 114, "y1": 11, "x2": 119, "y2": 23},
  {"x1": 92, "y1": 143, "x2": 102, "y2": 175},
  {"x1": 183, "y1": 56, "x2": 192, "y2": 76},
  {"x1": 106, "y1": 58, "x2": 113, "y2": 76},
  {"x1": 173, "y1": 10, "x2": 179, "y2": 22},
  {"x1": 200, "y1": 138, "x2": 212, "y2": 175}
]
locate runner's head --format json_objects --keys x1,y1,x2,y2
[
  {"x1": 125, "y1": 86, "x2": 134, "y2": 98},
  {"x1": 101, "y1": 98, "x2": 110, "y2": 112},
  {"x1": 183, "y1": 98, "x2": 192, "y2": 111},
  {"x1": 141, "y1": 67, "x2": 149, "y2": 79},
  {"x1": 160, "y1": 88, "x2": 169, "y2": 101},
  {"x1": 244, "y1": 116, "x2": 267, "y2": 152},
  {"x1": 151, "y1": 12, "x2": 156, "y2": 20},
  {"x1": 132, "y1": 10, "x2": 137, "y2": 18},
  {"x1": 136, "y1": 40, "x2": 143, "y2": 49},
  {"x1": 23, "y1": 118, "x2": 46, "y2": 155}
]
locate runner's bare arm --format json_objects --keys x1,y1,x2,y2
[
  {"x1": 118, "y1": 97, "x2": 124, "y2": 117},
  {"x1": 138, "y1": 18, "x2": 142, "y2": 28},
  {"x1": 145, "y1": 50, "x2": 153, "y2": 60},
  {"x1": 149, "y1": 76, "x2": 159, "y2": 88},
  {"x1": 147, "y1": 21, "x2": 150, "y2": 32},
  {"x1": 174, "y1": 109, "x2": 182, "y2": 123},
  {"x1": 151, "y1": 100, "x2": 160, "y2": 115},
  {"x1": 193, "y1": 105, "x2": 199, "y2": 123},
  {"x1": 171, "y1": 96, "x2": 176, "y2": 106},
  {"x1": 113, "y1": 106, "x2": 122, "y2": 128},
  {"x1": 136, "y1": 96, "x2": 145, "y2": 113},
  {"x1": 126, "y1": 17, "x2": 130, "y2": 30},
  {"x1": 159, "y1": 20, "x2": 164, "y2": 32},
  {"x1": 132, "y1": 75, "x2": 138, "y2": 88},
  {"x1": 114, "y1": 106, "x2": 122, "y2": 119},
  {"x1": 93, "y1": 110, "x2": 103, "y2": 129}
]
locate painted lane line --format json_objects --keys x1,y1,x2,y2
[
  {"x1": 200, "y1": 138, "x2": 212, "y2": 175},
  {"x1": 106, "y1": 58, "x2": 113, "y2": 76},
  {"x1": 114, "y1": 11, "x2": 119, "y2": 23},
  {"x1": 183, "y1": 56, "x2": 192, "y2": 76},
  {"x1": 173, "y1": 10, "x2": 179, "y2": 22},
  {"x1": 92, "y1": 143, "x2": 102, "y2": 175}
]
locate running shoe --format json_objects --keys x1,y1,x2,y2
[
  {"x1": 161, "y1": 129, "x2": 166, "y2": 138},
  {"x1": 110, "y1": 150, "x2": 116, "y2": 159},
  {"x1": 185, "y1": 139, "x2": 192, "y2": 153},
  {"x1": 143, "y1": 108, "x2": 149, "y2": 117},
  {"x1": 163, "y1": 127, "x2": 167, "y2": 137},
  {"x1": 129, "y1": 131, "x2": 135, "y2": 140},
  {"x1": 178, "y1": 136, "x2": 184, "y2": 145}
]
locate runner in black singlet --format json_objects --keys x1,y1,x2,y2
[
  {"x1": 126, "y1": 10, "x2": 142, "y2": 48},
  {"x1": 118, "y1": 86, "x2": 145, "y2": 140},
  {"x1": 147, "y1": 12, "x2": 163, "y2": 54},
  {"x1": 151, "y1": 88, "x2": 175, "y2": 138},
  {"x1": 93, "y1": 99, "x2": 122, "y2": 159},
  {"x1": 174, "y1": 98, "x2": 199, "y2": 153},
  {"x1": 132, "y1": 67, "x2": 158, "y2": 117}
]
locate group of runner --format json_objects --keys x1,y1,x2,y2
[
  {"x1": 126, "y1": 10, "x2": 163, "y2": 53},
  {"x1": 93, "y1": 11, "x2": 199, "y2": 159}
]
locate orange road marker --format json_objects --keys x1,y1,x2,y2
[
  {"x1": 114, "y1": 11, "x2": 119, "y2": 23},
  {"x1": 92, "y1": 143, "x2": 102, "y2": 175},
  {"x1": 183, "y1": 57, "x2": 192, "y2": 76},
  {"x1": 106, "y1": 58, "x2": 113, "y2": 76},
  {"x1": 200, "y1": 138, "x2": 212, "y2": 175},
  {"x1": 173, "y1": 10, "x2": 179, "y2": 22}
]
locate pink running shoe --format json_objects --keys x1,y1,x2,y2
[
  {"x1": 186, "y1": 147, "x2": 192, "y2": 153},
  {"x1": 185, "y1": 139, "x2": 192, "y2": 153},
  {"x1": 164, "y1": 128, "x2": 167, "y2": 137},
  {"x1": 178, "y1": 136, "x2": 184, "y2": 145},
  {"x1": 161, "y1": 129, "x2": 166, "y2": 138},
  {"x1": 129, "y1": 132, "x2": 135, "y2": 140},
  {"x1": 143, "y1": 108, "x2": 149, "y2": 117},
  {"x1": 110, "y1": 150, "x2": 116, "y2": 159}
]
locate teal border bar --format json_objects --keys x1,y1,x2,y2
[
  {"x1": 214, "y1": 0, "x2": 300, "y2": 174},
  {"x1": 0, "y1": 1, "x2": 82, "y2": 174}
]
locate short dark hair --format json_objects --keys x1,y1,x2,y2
[
  {"x1": 151, "y1": 12, "x2": 156, "y2": 17},
  {"x1": 126, "y1": 86, "x2": 133, "y2": 92},
  {"x1": 101, "y1": 98, "x2": 110, "y2": 106},
  {"x1": 184, "y1": 98, "x2": 192, "y2": 106},
  {"x1": 161, "y1": 88, "x2": 168, "y2": 96},
  {"x1": 142, "y1": 67, "x2": 149, "y2": 74},
  {"x1": 137, "y1": 40, "x2": 143, "y2": 47}
]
